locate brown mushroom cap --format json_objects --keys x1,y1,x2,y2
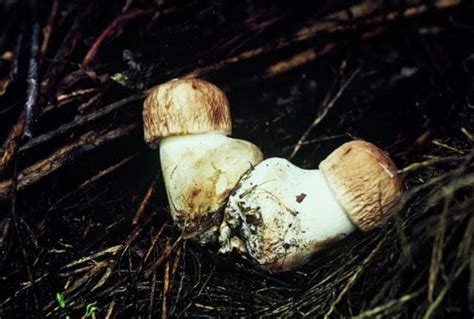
[
  {"x1": 319, "y1": 140, "x2": 404, "y2": 231},
  {"x1": 143, "y1": 78, "x2": 232, "y2": 145}
]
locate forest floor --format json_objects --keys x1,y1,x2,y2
[{"x1": 0, "y1": 0, "x2": 473, "y2": 318}]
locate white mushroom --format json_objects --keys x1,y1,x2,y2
[
  {"x1": 143, "y1": 79, "x2": 263, "y2": 242},
  {"x1": 219, "y1": 140, "x2": 403, "y2": 272}
]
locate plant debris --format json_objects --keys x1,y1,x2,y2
[{"x1": 0, "y1": 0, "x2": 472, "y2": 317}]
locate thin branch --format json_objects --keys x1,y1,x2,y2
[
  {"x1": 183, "y1": 0, "x2": 460, "y2": 79},
  {"x1": 23, "y1": 0, "x2": 41, "y2": 139},
  {"x1": 162, "y1": 260, "x2": 170, "y2": 319},
  {"x1": 354, "y1": 290, "x2": 423, "y2": 318},
  {"x1": 82, "y1": 9, "x2": 151, "y2": 67},
  {"x1": 289, "y1": 65, "x2": 360, "y2": 159},
  {"x1": 144, "y1": 236, "x2": 183, "y2": 278},
  {"x1": 0, "y1": 124, "x2": 137, "y2": 199},
  {"x1": 422, "y1": 259, "x2": 469, "y2": 319},
  {"x1": 323, "y1": 238, "x2": 386, "y2": 318},
  {"x1": 132, "y1": 178, "x2": 158, "y2": 224},
  {"x1": 39, "y1": 2, "x2": 92, "y2": 97},
  {"x1": 38, "y1": 0, "x2": 59, "y2": 67},
  {"x1": 0, "y1": 113, "x2": 25, "y2": 178},
  {"x1": 428, "y1": 196, "x2": 450, "y2": 303},
  {"x1": 398, "y1": 155, "x2": 466, "y2": 174},
  {"x1": 47, "y1": 153, "x2": 137, "y2": 212},
  {"x1": 19, "y1": 94, "x2": 144, "y2": 152},
  {"x1": 264, "y1": 45, "x2": 334, "y2": 78}
]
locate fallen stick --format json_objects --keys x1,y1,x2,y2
[
  {"x1": 19, "y1": 94, "x2": 144, "y2": 152},
  {"x1": 184, "y1": 0, "x2": 460, "y2": 79},
  {"x1": 0, "y1": 124, "x2": 137, "y2": 200},
  {"x1": 23, "y1": 0, "x2": 41, "y2": 139}
]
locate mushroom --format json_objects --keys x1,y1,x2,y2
[
  {"x1": 219, "y1": 140, "x2": 403, "y2": 272},
  {"x1": 143, "y1": 78, "x2": 263, "y2": 242}
]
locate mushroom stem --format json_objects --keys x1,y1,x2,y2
[
  {"x1": 160, "y1": 133, "x2": 263, "y2": 242},
  {"x1": 219, "y1": 158, "x2": 355, "y2": 272}
]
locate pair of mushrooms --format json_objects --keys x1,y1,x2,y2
[{"x1": 143, "y1": 79, "x2": 403, "y2": 273}]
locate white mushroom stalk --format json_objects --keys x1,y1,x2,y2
[
  {"x1": 219, "y1": 140, "x2": 403, "y2": 272},
  {"x1": 143, "y1": 79, "x2": 263, "y2": 242}
]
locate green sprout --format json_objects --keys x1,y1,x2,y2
[
  {"x1": 55, "y1": 292, "x2": 98, "y2": 319},
  {"x1": 55, "y1": 292, "x2": 70, "y2": 319},
  {"x1": 56, "y1": 292, "x2": 66, "y2": 309},
  {"x1": 84, "y1": 301, "x2": 98, "y2": 318}
]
